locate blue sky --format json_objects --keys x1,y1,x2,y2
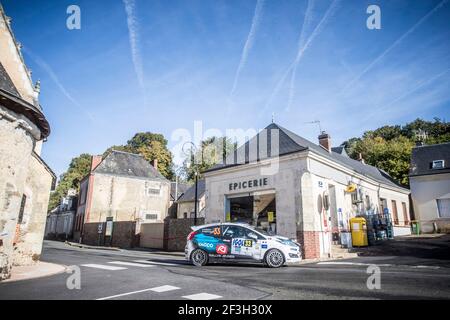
[{"x1": 2, "y1": 0, "x2": 450, "y2": 177}]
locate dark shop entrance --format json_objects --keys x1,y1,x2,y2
[{"x1": 226, "y1": 192, "x2": 277, "y2": 233}]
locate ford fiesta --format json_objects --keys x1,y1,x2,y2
[{"x1": 185, "y1": 223, "x2": 302, "y2": 268}]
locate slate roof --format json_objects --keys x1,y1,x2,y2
[
  {"x1": 171, "y1": 182, "x2": 191, "y2": 201},
  {"x1": 331, "y1": 146, "x2": 349, "y2": 157},
  {"x1": 94, "y1": 150, "x2": 168, "y2": 181},
  {"x1": 0, "y1": 62, "x2": 19, "y2": 96},
  {"x1": 177, "y1": 179, "x2": 205, "y2": 202},
  {"x1": 410, "y1": 143, "x2": 450, "y2": 177},
  {"x1": 206, "y1": 123, "x2": 407, "y2": 191}
]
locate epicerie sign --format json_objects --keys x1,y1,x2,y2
[{"x1": 228, "y1": 177, "x2": 268, "y2": 191}]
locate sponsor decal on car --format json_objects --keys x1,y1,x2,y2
[
  {"x1": 198, "y1": 242, "x2": 214, "y2": 249},
  {"x1": 261, "y1": 244, "x2": 268, "y2": 249},
  {"x1": 216, "y1": 244, "x2": 228, "y2": 255},
  {"x1": 232, "y1": 238, "x2": 253, "y2": 247}
]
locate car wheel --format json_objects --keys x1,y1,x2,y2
[
  {"x1": 264, "y1": 249, "x2": 285, "y2": 268},
  {"x1": 191, "y1": 248, "x2": 208, "y2": 267}
]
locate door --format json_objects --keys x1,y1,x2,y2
[{"x1": 221, "y1": 225, "x2": 262, "y2": 260}]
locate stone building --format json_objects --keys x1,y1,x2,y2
[
  {"x1": 74, "y1": 150, "x2": 171, "y2": 248},
  {"x1": 176, "y1": 179, "x2": 206, "y2": 219},
  {"x1": 204, "y1": 123, "x2": 411, "y2": 259},
  {"x1": 0, "y1": 5, "x2": 55, "y2": 280},
  {"x1": 45, "y1": 189, "x2": 77, "y2": 240},
  {"x1": 410, "y1": 142, "x2": 450, "y2": 233}
]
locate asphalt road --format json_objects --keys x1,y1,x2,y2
[{"x1": 0, "y1": 240, "x2": 449, "y2": 300}]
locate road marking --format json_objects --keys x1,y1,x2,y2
[
  {"x1": 108, "y1": 261, "x2": 155, "y2": 268},
  {"x1": 133, "y1": 259, "x2": 180, "y2": 266},
  {"x1": 97, "y1": 288, "x2": 158, "y2": 300},
  {"x1": 150, "y1": 285, "x2": 180, "y2": 292},
  {"x1": 182, "y1": 293, "x2": 222, "y2": 300},
  {"x1": 81, "y1": 264, "x2": 127, "y2": 270}
]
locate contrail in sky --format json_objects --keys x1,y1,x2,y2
[
  {"x1": 287, "y1": 0, "x2": 340, "y2": 111},
  {"x1": 229, "y1": 0, "x2": 265, "y2": 99},
  {"x1": 123, "y1": 0, "x2": 145, "y2": 91},
  {"x1": 261, "y1": 0, "x2": 339, "y2": 116},
  {"x1": 340, "y1": 0, "x2": 449, "y2": 94},
  {"x1": 23, "y1": 47, "x2": 94, "y2": 120}
]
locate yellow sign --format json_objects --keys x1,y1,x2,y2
[
  {"x1": 268, "y1": 211, "x2": 274, "y2": 222},
  {"x1": 226, "y1": 212, "x2": 231, "y2": 222},
  {"x1": 345, "y1": 183, "x2": 357, "y2": 193}
]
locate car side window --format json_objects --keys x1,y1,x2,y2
[
  {"x1": 222, "y1": 226, "x2": 245, "y2": 239},
  {"x1": 199, "y1": 225, "x2": 221, "y2": 238}
]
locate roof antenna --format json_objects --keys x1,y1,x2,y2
[
  {"x1": 271, "y1": 112, "x2": 275, "y2": 123},
  {"x1": 304, "y1": 120, "x2": 322, "y2": 134}
]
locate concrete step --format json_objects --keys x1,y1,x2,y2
[{"x1": 330, "y1": 244, "x2": 358, "y2": 259}]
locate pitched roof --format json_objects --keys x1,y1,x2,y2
[
  {"x1": 94, "y1": 150, "x2": 168, "y2": 181},
  {"x1": 410, "y1": 142, "x2": 450, "y2": 177},
  {"x1": 0, "y1": 62, "x2": 19, "y2": 96},
  {"x1": 177, "y1": 179, "x2": 205, "y2": 202},
  {"x1": 206, "y1": 123, "x2": 407, "y2": 190},
  {"x1": 170, "y1": 181, "x2": 191, "y2": 201},
  {"x1": 331, "y1": 146, "x2": 349, "y2": 157}
]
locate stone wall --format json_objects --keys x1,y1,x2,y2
[
  {"x1": 13, "y1": 154, "x2": 53, "y2": 266},
  {"x1": 82, "y1": 221, "x2": 139, "y2": 248},
  {"x1": 0, "y1": 106, "x2": 36, "y2": 280},
  {"x1": 163, "y1": 218, "x2": 204, "y2": 251},
  {"x1": 86, "y1": 174, "x2": 171, "y2": 224}
]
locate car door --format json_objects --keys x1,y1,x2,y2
[{"x1": 222, "y1": 225, "x2": 260, "y2": 261}]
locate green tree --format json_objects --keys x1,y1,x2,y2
[
  {"x1": 48, "y1": 153, "x2": 92, "y2": 211},
  {"x1": 343, "y1": 118, "x2": 449, "y2": 187},
  {"x1": 182, "y1": 136, "x2": 235, "y2": 182}
]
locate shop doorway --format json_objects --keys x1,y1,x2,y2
[{"x1": 226, "y1": 192, "x2": 276, "y2": 233}]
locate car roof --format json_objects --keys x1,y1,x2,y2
[{"x1": 191, "y1": 222, "x2": 253, "y2": 231}]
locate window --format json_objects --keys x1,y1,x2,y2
[
  {"x1": 365, "y1": 195, "x2": 371, "y2": 210},
  {"x1": 391, "y1": 200, "x2": 399, "y2": 225},
  {"x1": 198, "y1": 226, "x2": 221, "y2": 238},
  {"x1": 380, "y1": 198, "x2": 387, "y2": 214},
  {"x1": 402, "y1": 202, "x2": 409, "y2": 225},
  {"x1": 431, "y1": 160, "x2": 445, "y2": 169},
  {"x1": 437, "y1": 199, "x2": 450, "y2": 218},
  {"x1": 222, "y1": 225, "x2": 246, "y2": 239},
  {"x1": 145, "y1": 214, "x2": 158, "y2": 220},
  {"x1": 18, "y1": 194, "x2": 26, "y2": 224},
  {"x1": 146, "y1": 187, "x2": 160, "y2": 196}
]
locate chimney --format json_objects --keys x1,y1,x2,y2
[
  {"x1": 357, "y1": 153, "x2": 365, "y2": 164},
  {"x1": 91, "y1": 155, "x2": 102, "y2": 171},
  {"x1": 151, "y1": 159, "x2": 158, "y2": 171},
  {"x1": 318, "y1": 131, "x2": 331, "y2": 153}
]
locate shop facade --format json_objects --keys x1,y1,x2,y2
[{"x1": 204, "y1": 123, "x2": 411, "y2": 259}]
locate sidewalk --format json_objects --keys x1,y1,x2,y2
[
  {"x1": 64, "y1": 241, "x2": 185, "y2": 257},
  {"x1": 3, "y1": 261, "x2": 66, "y2": 283}
]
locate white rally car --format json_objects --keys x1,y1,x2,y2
[{"x1": 185, "y1": 222, "x2": 302, "y2": 268}]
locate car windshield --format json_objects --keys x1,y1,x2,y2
[{"x1": 252, "y1": 227, "x2": 275, "y2": 236}]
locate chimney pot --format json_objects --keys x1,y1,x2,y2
[
  {"x1": 152, "y1": 159, "x2": 158, "y2": 171},
  {"x1": 318, "y1": 132, "x2": 331, "y2": 153}
]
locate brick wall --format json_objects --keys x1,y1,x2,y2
[{"x1": 297, "y1": 231, "x2": 320, "y2": 259}]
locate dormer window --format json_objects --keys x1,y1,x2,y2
[{"x1": 431, "y1": 160, "x2": 445, "y2": 170}]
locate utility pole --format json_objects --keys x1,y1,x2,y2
[{"x1": 194, "y1": 171, "x2": 198, "y2": 226}]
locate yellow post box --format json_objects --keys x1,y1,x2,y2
[{"x1": 350, "y1": 217, "x2": 368, "y2": 247}]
